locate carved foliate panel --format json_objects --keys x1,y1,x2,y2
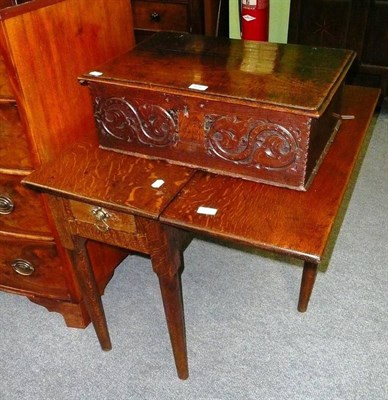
[
  {"x1": 94, "y1": 97, "x2": 179, "y2": 147},
  {"x1": 204, "y1": 115, "x2": 302, "y2": 171}
]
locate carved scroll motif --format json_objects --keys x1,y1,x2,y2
[
  {"x1": 204, "y1": 115, "x2": 301, "y2": 170},
  {"x1": 94, "y1": 97, "x2": 179, "y2": 147}
]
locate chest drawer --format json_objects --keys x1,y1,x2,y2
[
  {"x1": 65, "y1": 199, "x2": 149, "y2": 253},
  {"x1": 0, "y1": 236, "x2": 69, "y2": 300},
  {"x1": 132, "y1": 1, "x2": 189, "y2": 33},
  {"x1": 0, "y1": 173, "x2": 51, "y2": 236},
  {"x1": 0, "y1": 102, "x2": 34, "y2": 171}
]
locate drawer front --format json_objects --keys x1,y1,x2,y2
[
  {"x1": 0, "y1": 236, "x2": 69, "y2": 299},
  {"x1": 66, "y1": 200, "x2": 149, "y2": 253},
  {"x1": 0, "y1": 102, "x2": 34, "y2": 171},
  {"x1": 69, "y1": 200, "x2": 137, "y2": 233},
  {"x1": 132, "y1": 1, "x2": 189, "y2": 32},
  {"x1": 0, "y1": 173, "x2": 51, "y2": 236}
]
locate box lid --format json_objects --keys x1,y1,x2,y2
[{"x1": 81, "y1": 32, "x2": 355, "y2": 117}]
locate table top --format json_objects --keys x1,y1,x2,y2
[
  {"x1": 22, "y1": 143, "x2": 195, "y2": 220},
  {"x1": 81, "y1": 32, "x2": 355, "y2": 117},
  {"x1": 160, "y1": 86, "x2": 380, "y2": 262}
]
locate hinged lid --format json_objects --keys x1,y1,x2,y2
[{"x1": 81, "y1": 32, "x2": 355, "y2": 117}]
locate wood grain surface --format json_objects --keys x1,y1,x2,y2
[
  {"x1": 82, "y1": 31, "x2": 355, "y2": 116},
  {"x1": 23, "y1": 142, "x2": 196, "y2": 219},
  {"x1": 0, "y1": 0, "x2": 135, "y2": 165},
  {"x1": 0, "y1": 103, "x2": 33, "y2": 171}
]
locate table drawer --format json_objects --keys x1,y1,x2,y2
[
  {"x1": 132, "y1": 1, "x2": 189, "y2": 32},
  {"x1": 66, "y1": 200, "x2": 149, "y2": 253},
  {"x1": 0, "y1": 102, "x2": 34, "y2": 171},
  {"x1": 69, "y1": 199, "x2": 137, "y2": 233},
  {"x1": 0, "y1": 173, "x2": 51, "y2": 236},
  {"x1": 0, "y1": 236, "x2": 69, "y2": 299}
]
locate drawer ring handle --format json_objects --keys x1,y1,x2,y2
[
  {"x1": 11, "y1": 259, "x2": 35, "y2": 276},
  {"x1": 92, "y1": 207, "x2": 110, "y2": 232},
  {"x1": 0, "y1": 195, "x2": 14, "y2": 215}
]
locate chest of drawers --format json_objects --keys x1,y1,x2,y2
[
  {"x1": 132, "y1": 0, "x2": 204, "y2": 42},
  {"x1": 81, "y1": 32, "x2": 355, "y2": 191},
  {"x1": 0, "y1": 0, "x2": 135, "y2": 327}
]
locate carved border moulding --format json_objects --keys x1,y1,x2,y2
[
  {"x1": 204, "y1": 115, "x2": 301, "y2": 171},
  {"x1": 94, "y1": 97, "x2": 179, "y2": 147}
]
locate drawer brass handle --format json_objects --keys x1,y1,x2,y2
[
  {"x1": 11, "y1": 259, "x2": 35, "y2": 276},
  {"x1": 0, "y1": 195, "x2": 14, "y2": 215},
  {"x1": 92, "y1": 207, "x2": 110, "y2": 232},
  {"x1": 150, "y1": 11, "x2": 161, "y2": 22}
]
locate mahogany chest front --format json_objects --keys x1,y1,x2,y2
[{"x1": 81, "y1": 32, "x2": 355, "y2": 190}]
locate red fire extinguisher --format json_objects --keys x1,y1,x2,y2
[{"x1": 240, "y1": 0, "x2": 270, "y2": 42}]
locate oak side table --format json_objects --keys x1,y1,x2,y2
[{"x1": 23, "y1": 144, "x2": 194, "y2": 380}]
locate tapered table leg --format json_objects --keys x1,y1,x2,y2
[
  {"x1": 158, "y1": 273, "x2": 188, "y2": 380},
  {"x1": 72, "y1": 236, "x2": 112, "y2": 350},
  {"x1": 298, "y1": 261, "x2": 318, "y2": 313},
  {"x1": 143, "y1": 220, "x2": 189, "y2": 379}
]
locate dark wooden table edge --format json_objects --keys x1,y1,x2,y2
[
  {"x1": 21, "y1": 181, "x2": 162, "y2": 221},
  {"x1": 158, "y1": 219, "x2": 321, "y2": 264}
]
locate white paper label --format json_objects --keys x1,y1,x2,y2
[
  {"x1": 197, "y1": 206, "x2": 218, "y2": 216},
  {"x1": 89, "y1": 71, "x2": 103, "y2": 77},
  {"x1": 242, "y1": 15, "x2": 257, "y2": 22},
  {"x1": 189, "y1": 83, "x2": 208, "y2": 91},
  {"x1": 151, "y1": 179, "x2": 165, "y2": 189}
]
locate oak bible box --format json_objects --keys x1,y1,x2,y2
[{"x1": 80, "y1": 32, "x2": 355, "y2": 191}]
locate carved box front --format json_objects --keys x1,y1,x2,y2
[{"x1": 87, "y1": 82, "x2": 343, "y2": 191}]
